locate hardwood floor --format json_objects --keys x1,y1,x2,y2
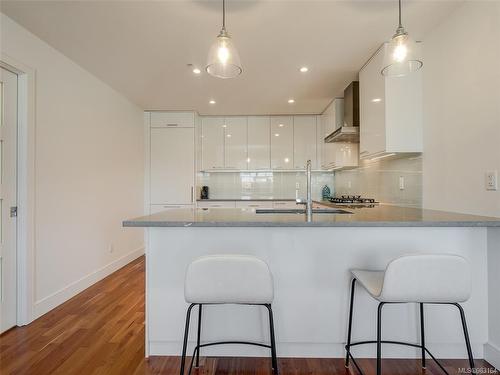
[{"x1": 0, "y1": 256, "x2": 496, "y2": 375}]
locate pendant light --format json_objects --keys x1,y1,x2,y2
[
  {"x1": 206, "y1": 0, "x2": 242, "y2": 79},
  {"x1": 382, "y1": 0, "x2": 423, "y2": 77}
]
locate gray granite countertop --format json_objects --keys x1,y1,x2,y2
[{"x1": 123, "y1": 204, "x2": 500, "y2": 227}]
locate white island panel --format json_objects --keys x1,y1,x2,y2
[{"x1": 146, "y1": 226, "x2": 488, "y2": 359}]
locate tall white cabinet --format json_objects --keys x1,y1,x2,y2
[
  {"x1": 201, "y1": 117, "x2": 225, "y2": 170},
  {"x1": 148, "y1": 112, "x2": 195, "y2": 212},
  {"x1": 359, "y1": 43, "x2": 423, "y2": 159},
  {"x1": 247, "y1": 116, "x2": 270, "y2": 170},
  {"x1": 224, "y1": 116, "x2": 248, "y2": 169},
  {"x1": 293, "y1": 115, "x2": 317, "y2": 169},
  {"x1": 270, "y1": 116, "x2": 294, "y2": 169}
]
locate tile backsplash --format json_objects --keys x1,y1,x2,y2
[
  {"x1": 197, "y1": 172, "x2": 335, "y2": 201},
  {"x1": 334, "y1": 155, "x2": 423, "y2": 207},
  {"x1": 197, "y1": 156, "x2": 422, "y2": 207}
]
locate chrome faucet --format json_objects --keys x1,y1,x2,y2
[{"x1": 296, "y1": 160, "x2": 313, "y2": 222}]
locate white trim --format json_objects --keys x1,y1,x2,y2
[
  {"x1": 33, "y1": 246, "x2": 144, "y2": 319},
  {"x1": 0, "y1": 53, "x2": 36, "y2": 326},
  {"x1": 485, "y1": 342, "x2": 500, "y2": 370}
]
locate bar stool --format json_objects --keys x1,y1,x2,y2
[
  {"x1": 345, "y1": 254, "x2": 475, "y2": 375},
  {"x1": 180, "y1": 255, "x2": 278, "y2": 375}
]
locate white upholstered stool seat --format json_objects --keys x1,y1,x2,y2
[
  {"x1": 345, "y1": 254, "x2": 475, "y2": 375},
  {"x1": 184, "y1": 254, "x2": 274, "y2": 304},
  {"x1": 350, "y1": 254, "x2": 471, "y2": 303}
]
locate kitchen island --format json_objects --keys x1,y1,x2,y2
[{"x1": 124, "y1": 205, "x2": 500, "y2": 364}]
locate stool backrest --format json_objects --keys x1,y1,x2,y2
[
  {"x1": 380, "y1": 254, "x2": 471, "y2": 303},
  {"x1": 184, "y1": 255, "x2": 274, "y2": 304}
]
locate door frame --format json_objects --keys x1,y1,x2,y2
[{"x1": 1, "y1": 53, "x2": 36, "y2": 326}]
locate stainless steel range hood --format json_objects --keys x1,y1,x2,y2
[
  {"x1": 325, "y1": 81, "x2": 360, "y2": 143},
  {"x1": 324, "y1": 125, "x2": 359, "y2": 143}
]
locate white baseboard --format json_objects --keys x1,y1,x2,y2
[
  {"x1": 149, "y1": 341, "x2": 484, "y2": 359},
  {"x1": 33, "y1": 246, "x2": 144, "y2": 320},
  {"x1": 485, "y1": 342, "x2": 500, "y2": 370}
]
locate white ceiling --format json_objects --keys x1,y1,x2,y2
[{"x1": 1, "y1": 0, "x2": 461, "y2": 115}]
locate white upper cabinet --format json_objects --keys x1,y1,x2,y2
[
  {"x1": 202, "y1": 117, "x2": 225, "y2": 170},
  {"x1": 323, "y1": 98, "x2": 344, "y2": 137},
  {"x1": 150, "y1": 127, "x2": 194, "y2": 204},
  {"x1": 247, "y1": 116, "x2": 270, "y2": 170},
  {"x1": 293, "y1": 115, "x2": 317, "y2": 169},
  {"x1": 270, "y1": 116, "x2": 294, "y2": 169},
  {"x1": 359, "y1": 43, "x2": 423, "y2": 159},
  {"x1": 150, "y1": 111, "x2": 195, "y2": 128},
  {"x1": 224, "y1": 116, "x2": 248, "y2": 170}
]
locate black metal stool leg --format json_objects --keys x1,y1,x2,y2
[
  {"x1": 453, "y1": 303, "x2": 475, "y2": 371},
  {"x1": 266, "y1": 304, "x2": 279, "y2": 374},
  {"x1": 180, "y1": 303, "x2": 195, "y2": 375},
  {"x1": 345, "y1": 278, "x2": 357, "y2": 368},
  {"x1": 420, "y1": 303, "x2": 426, "y2": 369},
  {"x1": 195, "y1": 304, "x2": 202, "y2": 368},
  {"x1": 376, "y1": 302, "x2": 385, "y2": 375}
]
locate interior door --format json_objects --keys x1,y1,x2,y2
[{"x1": 0, "y1": 67, "x2": 18, "y2": 333}]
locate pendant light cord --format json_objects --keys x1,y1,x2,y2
[
  {"x1": 222, "y1": 0, "x2": 226, "y2": 31},
  {"x1": 398, "y1": 0, "x2": 402, "y2": 28}
]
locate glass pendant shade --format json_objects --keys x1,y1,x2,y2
[
  {"x1": 206, "y1": 29, "x2": 242, "y2": 79},
  {"x1": 382, "y1": 28, "x2": 423, "y2": 77}
]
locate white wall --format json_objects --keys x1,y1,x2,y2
[
  {"x1": 422, "y1": 1, "x2": 500, "y2": 218},
  {"x1": 422, "y1": 2, "x2": 500, "y2": 368},
  {"x1": 0, "y1": 13, "x2": 145, "y2": 319}
]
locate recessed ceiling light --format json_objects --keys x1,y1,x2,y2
[
  {"x1": 274, "y1": 133, "x2": 280, "y2": 137},
  {"x1": 284, "y1": 158, "x2": 290, "y2": 163},
  {"x1": 371, "y1": 98, "x2": 382, "y2": 102},
  {"x1": 279, "y1": 123, "x2": 284, "y2": 127},
  {"x1": 288, "y1": 99, "x2": 295, "y2": 104},
  {"x1": 299, "y1": 67, "x2": 309, "y2": 73},
  {"x1": 193, "y1": 68, "x2": 201, "y2": 74},
  {"x1": 209, "y1": 100, "x2": 216, "y2": 104}
]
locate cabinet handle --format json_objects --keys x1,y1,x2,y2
[
  {"x1": 166, "y1": 123, "x2": 178, "y2": 127},
  {"x1": 191, "y1": 187, "x2": 194, "y2": 203}
]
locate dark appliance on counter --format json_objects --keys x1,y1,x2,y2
[{"x1": 200, "y1": 186, "x2": 209, "y2": 200}]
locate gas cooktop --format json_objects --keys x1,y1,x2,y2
[{"x1": 328, "y1": 195, "x2": 379, "y2": 206}]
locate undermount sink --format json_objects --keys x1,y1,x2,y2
[{"x1": 255, "y1": 208, "x2": 353, "y2": 215}]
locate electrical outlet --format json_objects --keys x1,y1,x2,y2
[
  {"x1": 347, "y1": 181, "x2": 352, "y2": 188},
  {"x1": 486, "y1": 171, "x2": 498, "y2": 191},
  {"x1": 109, "y1": 243, "x2": 114, "y2": 253},
  {"x1": 399, "y1": 176, "x2": 405, "y2": 190},
  {"x1": 295, "y1": 182, "x2": 300, "y2": 189}
]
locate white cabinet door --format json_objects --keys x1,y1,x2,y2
[
  {"x1": 235, "y1": 201, "x2": 273, "y2": 209},
  {"x1": 150, "y1": 128, "x2": 194, "y2": 204},
  {"x1": 247, "y1": 116, "x2": 270, "y2": 170},
  {"x1": 359, "y1": 48, "x2": 386, "y2": 158},
  {"x1": 293, "y1": 115, "x2": 317, "y2": 169},
  {"x1": 320, "y1": 114, "x2": 336, "y2": 169},
  {"x1": 270, "y1": 116, "x2": 293, "y2": 169},
  {"x1": 224, "y1": 116, "x2": 247, "y2": 170},
  {"x1": 202, "y1": 117, "x2": 225, "y2": 170},
  {"x1": 150, "y1": 111, "x2": 195, "y2": 128},
  {"x1": 323, "y1": 98, "x2": 344, "y2": 136},
  {"x1": 197, "y1": 201, "x2": 236, "y2": 208}
]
